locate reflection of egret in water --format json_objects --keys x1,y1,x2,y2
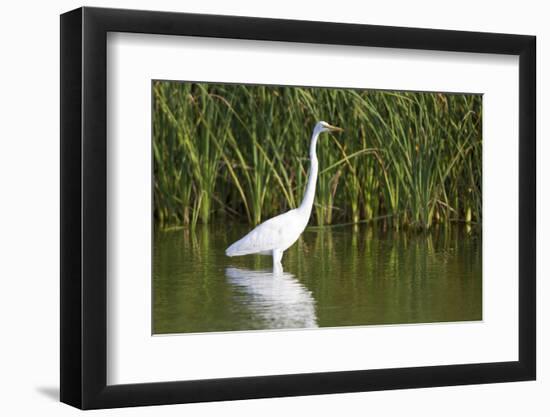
[{"x1": 225, "y1": 267, "x2": 318, "y2": 329}]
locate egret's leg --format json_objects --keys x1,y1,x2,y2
[
  {"x1": 272, "y1": 249, "x2": 283, "y2": 266},
  {"x1": 273, "y1": 261, "x2": 283, "y2": 275}
]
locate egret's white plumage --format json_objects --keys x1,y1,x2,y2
[{"x1": 226, "y1": 121, "x2": 343, "y2": 267}]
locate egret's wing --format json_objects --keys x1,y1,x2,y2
[{"x1": 226, "y1": 213, "x2": 289, "y2": 256}]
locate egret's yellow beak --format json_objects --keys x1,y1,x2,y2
[{"x1": 327, "y1": 124, "x2": 344, "y2": 132}]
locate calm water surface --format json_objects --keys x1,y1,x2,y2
[{"x1": 153, "y1": 225, "x2": 481, "y2": 334}]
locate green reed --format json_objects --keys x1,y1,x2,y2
[{"x1": 153, "y1": 81, "x2": 482, "y2": 230}]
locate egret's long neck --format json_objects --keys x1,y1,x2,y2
[{"x1": 298, "y1": 129, "x2": 320, "y2": 218}]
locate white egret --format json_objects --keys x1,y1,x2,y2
[{"x1": 225, "y1": 121, "x2": 343, "y2": 267}]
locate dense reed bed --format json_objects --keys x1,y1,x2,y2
[{"x1": 153, "y1": 81, "x2": 482, "y2": 230}]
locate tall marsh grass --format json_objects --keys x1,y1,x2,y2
[{"x1": 153, "y1": 81, "x2": 482, "y2": 230}]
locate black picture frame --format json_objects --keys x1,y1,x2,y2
[{"x1": 60, "y1": 6, "x2": 536, "y2": 410}]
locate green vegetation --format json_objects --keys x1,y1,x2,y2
[{"x1": 153, "y1": 81, "x2": 482, "y2": 230}]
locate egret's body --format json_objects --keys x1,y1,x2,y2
[{"x1": 226, "y1": 121, "x2": 342, "y2": 267}]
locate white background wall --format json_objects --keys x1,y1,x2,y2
[{"x1": 0, "y1": 0, "x2": 546, "y2": 415}]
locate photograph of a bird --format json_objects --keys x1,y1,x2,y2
[{"x1": 225, "y1": 121, "x2": 343, "y2": 268}]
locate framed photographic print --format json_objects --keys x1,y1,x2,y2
[{"x1": 60, "y1": 6, "x2": 536, "y2": 409}]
